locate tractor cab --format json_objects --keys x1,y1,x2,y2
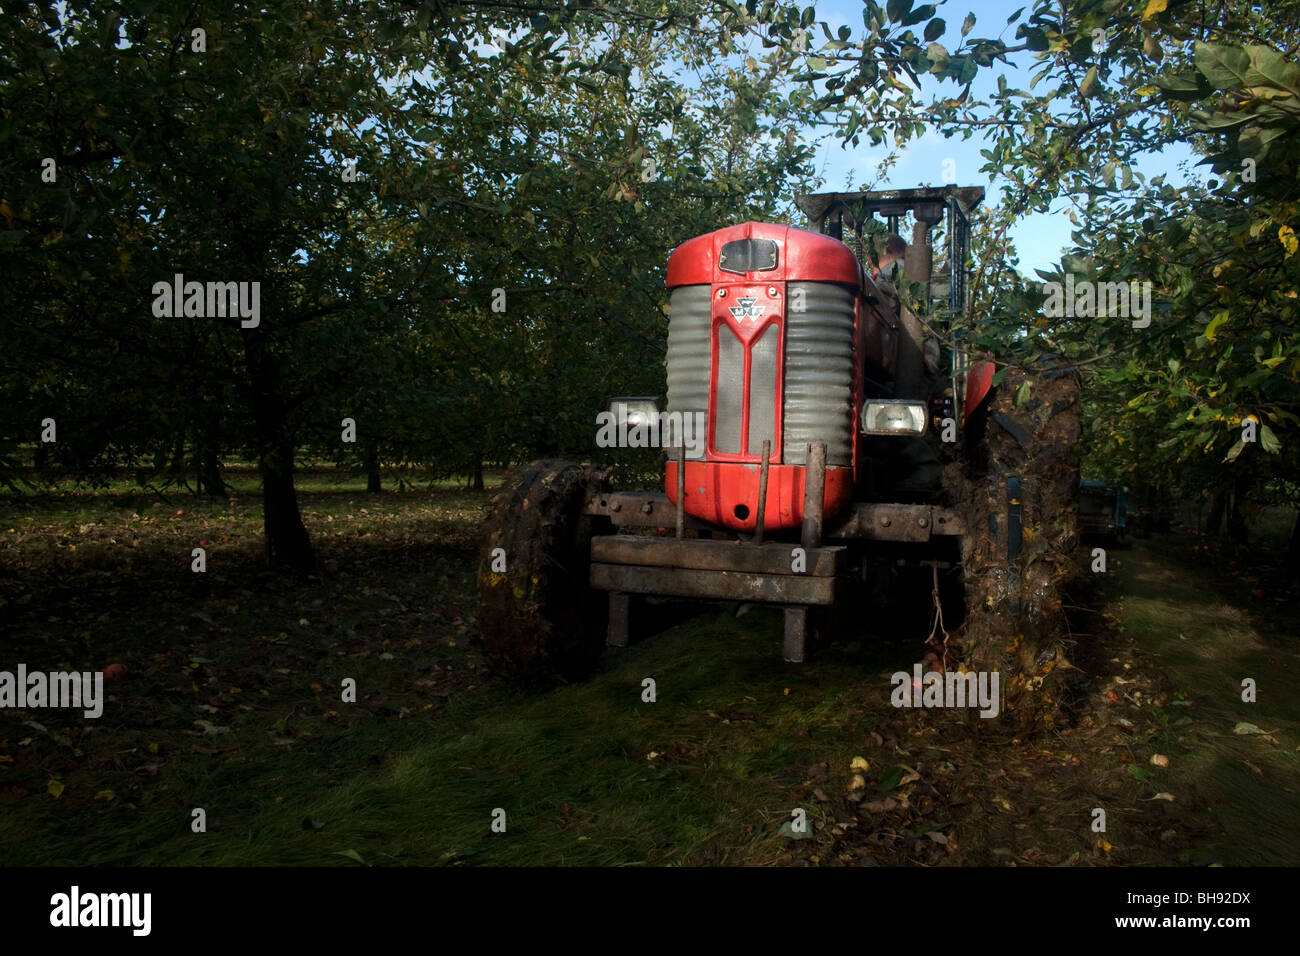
[{"x1": 795, "y1": 185, "x2": 985, "y2": 421}]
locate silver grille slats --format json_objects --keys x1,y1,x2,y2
[
  {"x1": 665, "y1": 285, "x2": 711, "y2": 460},
  {"x1": 783, "y1": 281, "x2": 855, "y2": 466},
  {"x1": 665, "y1": 280, "x2": 854, "y2": 467}
]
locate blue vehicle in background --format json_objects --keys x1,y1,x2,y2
[{"x1": 1079, "y1": 481, "x2": 1129, "y2": 546}]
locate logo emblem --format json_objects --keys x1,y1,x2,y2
[{"x1": 728, "y1": 297, "x2": 765, "y2": 322}]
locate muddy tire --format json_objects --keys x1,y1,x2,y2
[
  {"x1": 952, "y1": 362, "x2": 1082, "y2": 729},
  {"x1": 476, "y1": 460, "x2": 612, "y2": 685}
]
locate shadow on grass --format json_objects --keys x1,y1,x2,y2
[
  {"x1": 1116, "y1": 539, "x2": 1300, "y2": 866},
  {"x1": 3, "y1": 604, "x2": 903, "y2": 866}
]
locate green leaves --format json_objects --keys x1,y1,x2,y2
[
  {"x1": 1194, "y1": 42, "x2": 1251, "y2": 90},
  {"x1": 903, "y1": 5, "x2": 937, "y2": 28},
  {"x1": 1152, "y1": 71, "x2": 1212, "y2": 101},
  {"x1": 1020, "y1": 25, "x2": 1049, "y2": 52},
  {"x1": 1078, "y1": 65, "x2": 1097, "y2": 98},
  {"x1": 1244, "y1": 45, "x2": 1300, "y2": 96},
  {"x1": 886, "y1": 0, "x2": 913, "y2": 22},
  {"x1": 1203, "y1": 311, "x2": 1230, "y2": 344}
]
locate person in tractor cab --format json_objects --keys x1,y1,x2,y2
[
  {"x1": 871, "y1": 233, "x2": 940, "y2": 380},
  {"x1": 871, "y1": 233, "x2": 908, "y2": 283},
  {"x1": 869, "y1": 233, "x2": 908, "y2": 321},
  {"x1": 869, "y1": 232, "x2": 945, "y2": 496}
]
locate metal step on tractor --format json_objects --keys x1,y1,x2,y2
[{"x1": 477, "y1": 186, "x2": 1082, "y2": 698}]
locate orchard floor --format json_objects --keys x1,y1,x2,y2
[{"x1": 1, "y1": 477, "x2": 1296, "y2": 866}]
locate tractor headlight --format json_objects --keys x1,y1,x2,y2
[
  {"x1": 861, "y1": 400, "x2": 927, "y2": 436},
  {"x1": 608, "y1": 396, "x2": 662, "y2": 429}
]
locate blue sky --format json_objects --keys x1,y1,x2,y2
[{"x1": 803, "y1": 0, "x2": 1205, "y2": 274}]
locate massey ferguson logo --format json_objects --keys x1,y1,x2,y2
[{"x1": 728, "y1": 297, "x2": 765, "y2": 322}]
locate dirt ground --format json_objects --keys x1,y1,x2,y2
[{"x1": 797, "y1": 534, "x2": 1300, "y2": 867}]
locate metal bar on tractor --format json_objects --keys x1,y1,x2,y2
[
  {"x1": 825, "y1": 502, "x2": 966, "y2": 541},
  {"x1": 591, "y1": 535, "x2": 843, "y2": 576},
  {"x1": 783, "y1": 607, "x2": 807, "y2": 663},
  {"x1": 949, "y1": 197, "x2": 959, "y2": 316},
  {"x1": 590, "y1": 563, "x2": 835, "y2": 605},
  {"x1": 584, "y1": 492, "x2": 710, "y2": 530},
  {"x1": 675, "y1": 443, "x2": 685, "y2": 539},
  {"x1": 754, "y1": 439, "x2": 771, "y2": 545},
  {"x1": 802, "y1": 441, "x2": 826, "y2": 550}
]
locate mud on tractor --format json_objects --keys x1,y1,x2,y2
[{"x1": 478, "y1": 186, "x2": 1082, "y2": 716}]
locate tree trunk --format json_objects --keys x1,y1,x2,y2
[
  {"x1": 167, "y1": 431, "x2": 186, "y2": 478},
  {"x1": 1227, "y1": 470, "x2": 1252, "y2": 546},
  {"x1": 241, "y1": 325, "x2": 315, "y2": 570},
  {"x1": 364, "y1": 439, "x2": 382, "y2": 493},
  {"x1": 471, "y1": 453, "x2": 484, "y2": 491},
  {"x1": 1288, "y1": 509, "x2": 1300, "y2": 567},
  {"x1": 1206, "y1": 488, "x2": 1227, "y2": 537},
  {"x1": 195, "y1": 410, "x2": 227, "y2": 498},
  {"x1": 199, "y1": 446, "x2": 228, "y2": 499}
]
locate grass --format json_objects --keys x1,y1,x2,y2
[
  {"x1": 0, "y1": 475, "x2": 887, "y2": 866},
  {"x1": 2, "y1": 471, "x2": 1296, "y2": 866},
  {"x1": 1111, "y1": 540, "x2": 1300, "y2": 866},
  {"x1": 10, "y1": 610, "x2": 879, "y2": 866}
]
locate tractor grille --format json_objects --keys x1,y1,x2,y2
[
  {"x1": 712, "y1": 322, "x2": 779, "y2": 457},
  {"x1": 783, "y1": 282, "x2": 855, "y2": 466},
  {"x1": 665, "y1": 280, "x2": 854, "y2": 466},
  {"x1": 714, "y1": 323, "x2": 744, "y2": 454},
  {"x1": 665, "y1": 285, "x2": 711, "y2": 460},
  {"x1": 747, "y1": 324, "x2": 778, "y2": 455}
]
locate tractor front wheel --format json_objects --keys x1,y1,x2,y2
[
  {"x1": 956, "y1": 361, "x2": 1082, "y2": 729},
  {"x1": 476, "y1": 460, "x2": 611, "y2": 685}
]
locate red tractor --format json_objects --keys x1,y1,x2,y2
[{"x1": 478, "y1": 186, "x2": 1081, "y2": 689}]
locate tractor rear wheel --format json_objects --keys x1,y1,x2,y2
[
  {"x1": 476, "y1": 460, "x2": 612, "y2": 685},
  {"x1": 954, "y1": 361, "x2": 1082, "y2": 729}
]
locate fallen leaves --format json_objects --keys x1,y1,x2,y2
[
  {"x1": 861, "y1": 797, "x2": 898, "y2": 813},
  {"x1": 1232, "y1": 722, "x2": 1277, "y2": 742}
]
